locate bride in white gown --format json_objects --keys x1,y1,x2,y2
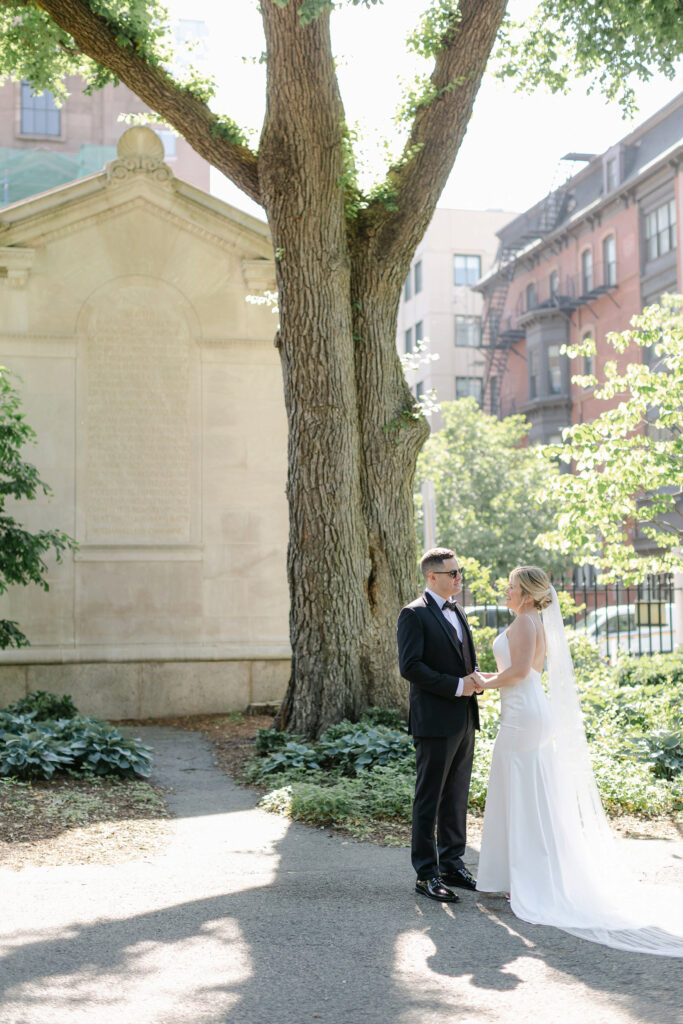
[{"x1": 475, "y1": 566, "x2": 683, "y2": 957}]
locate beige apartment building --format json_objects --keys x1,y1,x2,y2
[{"x1": 397, "y1": 207, "x2": 515, "y2": 429}]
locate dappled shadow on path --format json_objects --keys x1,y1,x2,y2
[{"x1": 1, "y1": 729, "x2": 681, "y2": 1024}]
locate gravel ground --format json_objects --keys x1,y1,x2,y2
[{"x1": 0, "y1": 725, "x2": 681, "y2": 1024}]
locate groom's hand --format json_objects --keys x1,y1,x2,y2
[{"x1": 462, "y1": 673, "x2": 484, "y2": 696}]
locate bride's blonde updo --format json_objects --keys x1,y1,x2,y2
[{"x1": 511, "y1": 565, "x2": 553, "y2": 611}]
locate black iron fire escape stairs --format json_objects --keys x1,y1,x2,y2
[{"x1": 481, "y1": 186, "x2": 570, "y2": 416}]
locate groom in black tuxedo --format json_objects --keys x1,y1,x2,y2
[{"x1": 397, "y1": 547, "x2": 481, "y2": 903}]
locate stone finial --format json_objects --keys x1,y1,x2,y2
[
  {"x1": 107, "y1": 126, "x2": 173, "y2": 187},
  {"x1": 117, "y1": 126, "x2": 165, "y2": 162}
]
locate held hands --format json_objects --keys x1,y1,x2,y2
[{"x1": 462, "y1": 672, "x2": 485, "y2": 696}]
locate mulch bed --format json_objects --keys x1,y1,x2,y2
[{"x1": 0, "y1": 774, "x2": 171, "y2": 870}]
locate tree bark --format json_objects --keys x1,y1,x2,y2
[{"x1": 259, "y1": 0, "x2": 373, "y2": 733}]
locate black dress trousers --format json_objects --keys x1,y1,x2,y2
[{"x1": 411, "y1": 701, "x2": 476, "y2": 879}]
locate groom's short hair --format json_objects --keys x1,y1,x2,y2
[{"x1": 420, "y1": 547, "x2": 456, "y2": 579}]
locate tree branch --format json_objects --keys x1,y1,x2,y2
[
  {"x1": 361, "y1": 0, "x2": 506, "y2": 269},
  {"x1": 27, "y1": 0, "x2": 262, "y2": 204}
]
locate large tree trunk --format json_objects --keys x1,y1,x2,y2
[
  {"x1": 352, "y1": 262, "x2": 429, "y2": 711},
  {"x1": 260, "y1": 1, "x2": 371, "y2": 734},
  {"x1": 259, "y1": 1, "x2": 426, "y2": 734}
]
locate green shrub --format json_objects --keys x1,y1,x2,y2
[
  {"x1": 628, "y1": 728, "x2": 683, "y2": 782},
  {"x1": 468, "y1": 732, "x2": 495, "y2": 810},
  {"x1": 360, "y1": 707, "x2": 407, "y2": 730},
  {"x1": 0, "y1": 694, "x2": 152, "y2": 780},
  {"x1": 56, "y1": 717, "x2": 152, "y2": 778},
  {"x1": 0, "y1": 711, "x2": 40, "y2": 735},
  {"x1": 612, "y1": 649, "x2": 683, "y2": 689},
  {"x1": 469, "y1": 624, "x2": 498, "y2": 673},
  {"x1": 254, "y1": 728, "x2": 298, "y2": 754},
  {"x1": 249, "y1": 717, "x2": 414, "y2": 781},
  {"x1": 259, "y1": 762, "x2": 415, "y2": 834},
  {"x1": 317, "y1": 722, "x2": 414, "y2": 774},
  {"x1": 0, "y1": 729, "x2": 73, "y2": 779},
  {"x1": 590, "y1": 746, "x2": 679, "y2": 815},
  {"x1": 4, "y1": 690, "x2": 78, "y2": 721},
  {"x1": 476, "y1": 693, "x2": 501, "y2": 740},
  {"x1": 255, "y1": 741, "x2": 321, "y2": 775},
  {"x1": 566, "y1": 630, "x2": 610, "y2": 683}
]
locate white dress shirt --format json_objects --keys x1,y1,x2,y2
[{"x1": 426, "y1": 588, "x2": 465, "y2": 698}]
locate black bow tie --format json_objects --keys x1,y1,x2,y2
[{"x1": 441, "y1": 601, "x2": 459, "y2": 612}]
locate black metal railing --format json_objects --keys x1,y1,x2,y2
[
  {"x1": 515, "y1": 262, "x2": 619, "y2": 321},
  {"x1": 462, "y1": 572, "x2": 676, "y2": 661}
]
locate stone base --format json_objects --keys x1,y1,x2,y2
[{"x1": 0, "y1": 659, "x2": 291, "y2": 721}]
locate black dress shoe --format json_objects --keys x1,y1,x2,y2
[
  {"x1": 415, "y1": 877, "x2": 460, "y2": 903},
  {"x1": 440, "y1": 866, "x2": 477, "y2": 891}
]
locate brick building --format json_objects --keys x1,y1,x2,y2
[{"x1": 476, "y1": 92, "x2": 682, "y2": 444}]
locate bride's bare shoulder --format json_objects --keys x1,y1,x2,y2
[{"x1": 507, "y1": 614, "x2": 536, "y2": 639}]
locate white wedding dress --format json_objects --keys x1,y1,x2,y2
[{"x1": 476, "y1": 600, "x2": 683, "y2": 957}]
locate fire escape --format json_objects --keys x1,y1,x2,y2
[{"x1": 481, "y1": 185, "x2": 572, "y2": 416}]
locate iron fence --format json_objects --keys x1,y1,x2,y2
[{"x1": 462, "y1": 573, "x2": 677, "y2": 661}]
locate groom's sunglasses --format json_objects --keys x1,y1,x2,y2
[{"x1": 433, "y1": 569, "x2": 463, "y2": 579}]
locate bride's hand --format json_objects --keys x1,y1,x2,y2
[{"x1": 464, "y1": 671, "x2": 485, "y2": 693}]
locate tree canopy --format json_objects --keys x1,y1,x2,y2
[
  {"x1": 415, "y1": 397, "x2": 568, "y2": 579},
  {"x1": 537, "y1": 296, "x2": 683, "y2": 583}
]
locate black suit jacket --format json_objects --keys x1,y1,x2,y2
[{"x1": 397, "y1": 591, "x2": 480, "y2": 737}]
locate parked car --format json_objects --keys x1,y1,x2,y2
[
  {"x1": 464, "y1": 605, "x2": 514, "y2": 634},
  {"x1": 581, "y1": 601, "x2": 675, "y2": 660}
]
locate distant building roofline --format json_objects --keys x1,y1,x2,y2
[{"x1": 492, "y1": 90, "x2": 683, "y2": 246}]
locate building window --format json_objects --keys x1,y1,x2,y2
[
  {"x1": 548, "y1": 344, "x2": 562, "y2": 394},
  {"x1": 529, "y1": 348, "x2": 539, "y2": 398},
  {"x1": 454, "y1": 315, "x2": 481, "y2": 347},
  {"x1": 582, "y1": 332, "x2": 594, "y2": 377},
  {"x1": 645, "y1": 199, "x2": 676, "y2": 261},
  {"x1": 415, "y1": 381, "x2": 424, "y2": 400},
  {"x1": 581, "y1": 248, "x2": 593, "y2": 294},
  {"x1": 414, "y1": 260, "x2": 423, "y2": 294},
  {"x1": 20, "y1": 81, "x2": 61, "y2": 137},
  {"x1": 605, "y1": 157, "x2": 618, "y2": 192},
  {"x1": 549, "y1": 270, "x2": 559, "y2": 302},
  {"x1": 525, "y1": 282, "x2": 538, "y2": 312},
  {"x1": 415, "y1": 321, "x2": 424, "y2": 345},
  {"x1": 404, "y1": 274, "x2": 412, "y2": 301},
  {"x1": 453, "y1": 254, "x2": 481, "y2": 287},
  {"x1": 602, "y1": 235, "x2": 617, "y2": 286},
  {"x1": 455, "y1": 376, "x2": 483, "y2": 405},
  {"x1": 405, "y1": 327, "x2": 413, "y2": 354}
]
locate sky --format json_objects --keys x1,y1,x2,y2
[{"x1": 166, "y1": 0, "x2": 682, "y2": 223}]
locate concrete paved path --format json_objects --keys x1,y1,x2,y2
[{"x1": 0, "y1": 727, "x2": 681, "y2": 1024}]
